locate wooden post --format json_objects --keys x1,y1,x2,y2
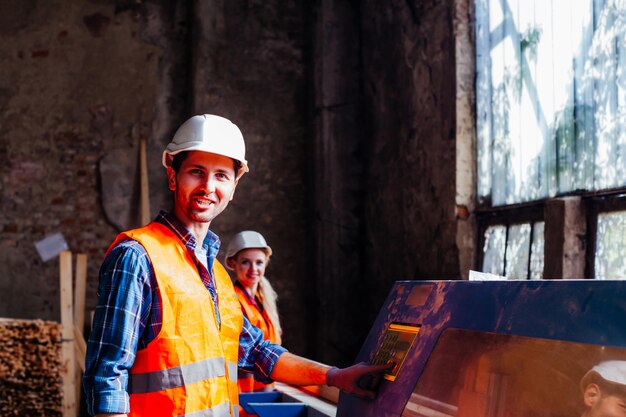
[
  {"x1": 74, "y1": 325, "x2": 87, "y2": 372},
  {"x1": 74, "y1": 254, "x2": 88, "y2": 401},
  {"x1": 74, "y1": 254, "x2": 87, "y2": 334},
  {"x1": 140, "y1": 137, "x2": 151, "y2": 225},
  {"x1": 544, "y1": 197, "x2": 586, "y2": 279},
  {"x1": 60, "y1": 251, "x2": 77, "y2": 417}
]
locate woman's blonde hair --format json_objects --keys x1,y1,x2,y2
[{"x1": 256, "y1": 274, "x2": 282, "y2": 344}]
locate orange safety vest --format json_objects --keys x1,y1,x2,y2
[
  {"x1": 234, "y1": 284, "x2": 279, "y2": 393},
  {"x1": 108, "y1": 222, "x2": 243, "y2": 417}
]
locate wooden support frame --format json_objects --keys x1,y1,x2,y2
[
  {"x1": 74, "y1": 254, "x2": 87, "y2": 334},
  {"x1": 59, "y1": 251, "x2": 77, "y2": 417},
  {"x1": 58, "y1": 251, "x2": 88, "y2": 416},
  {"x1": 74, "y1": 254, "x2": 88, "y2": 399},
  {"x1": 139, "y1": 137, "x2": 151, "y2": 225}
]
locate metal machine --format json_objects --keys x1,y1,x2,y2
[{"x1": 242, "y1": 280, "x2": 626, "y2": 417}]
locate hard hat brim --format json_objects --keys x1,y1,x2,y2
[
  {"x1": 162, "y1": 148, "x2": 249, "y2": 174},
  {"x1": 224, "y1": 247, "x2": 272, "y2": 270}
]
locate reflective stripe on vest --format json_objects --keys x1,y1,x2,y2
[
  {"x1": 129, "y1": 357, "x2": 239, "y2": 394},
  {"x1": 227, "y1": 361, "x2": 238, "y2": 381},
  {"x1": 110, "y1": 223, "x2": 243, "y2": 417}
]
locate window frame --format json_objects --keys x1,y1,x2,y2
[
  {"x1": 476, "y1": 188, "x2": 626, "y2": 279},
  {"x1": 476, "y1": 200, "x2": 544, "y2": 278}
]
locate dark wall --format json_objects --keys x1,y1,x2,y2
[
  {"x1": 361, "y1": 0, "x2": 459, "y2": 310},
  {"x1": 0, "y1": 0, "x2": 313, "y2": 355},
  {"x1": 0, "y1": 0, "x2": 179, "y2": 322},
  {"x1": 311, "y1": 0, "x2": 366, "y2": 365},
  {"x1": 310, "y1": 0, "x2": 460, "y2": 366},
  {"x1": 0, "y1": 0, "x2": 464, "y2": 367},
  {"x1": 191, "y1": 0, "x2": 312, "y2": 354}
]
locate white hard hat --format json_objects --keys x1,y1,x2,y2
[
  {"x1": 162, "y1": 114, "x2": 249, "y2": 175},
  {"x1": 225, "y1": 231, "x2": 272, "y2": 270},
  {"x1": 581, "y1": 360, "x2": 626, "y2": 391}
]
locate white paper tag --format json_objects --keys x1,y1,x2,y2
[{"x1": 35, "y1": 232, "x2": 69, "y2": 262}]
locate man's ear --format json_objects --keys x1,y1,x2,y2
[
  {"x1": 167, "y1": 166, "x2": 177, "y2": 191},
  {"x1": 584, "y1": 383, "x2": 601, "y2": 408}
]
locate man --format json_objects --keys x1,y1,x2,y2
[
  {"x1": 580, "y1": 360, "x2": 626, "y2": 417},
  {"x1": 83, "y1": 114, "x2": 390, "y2": 417}
]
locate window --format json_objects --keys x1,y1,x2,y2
[
  {"x1": 595, "y1": 211, "x2": 626, "y2": 278},
  {"x1": 475, "y1": 0, "x2": 626, "y2": 278},
  {"x1": 482, "y1": 221, "x2": 544, "y2": 279}
]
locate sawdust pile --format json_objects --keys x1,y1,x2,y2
[{"x1": 0, "y1": 319, "x2": 63, "y2": 417}]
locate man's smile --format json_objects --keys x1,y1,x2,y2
[{"x1": 192, "y1": 194, "x2": 217, "y2": 207}]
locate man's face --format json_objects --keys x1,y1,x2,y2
[
  {"x1": 588, "y1": 395, "x2": 626, "y2": 417},
  {"x1": 584, "y1": 384, "x2": 626, "y2": 417},
  {"x1": 167, "y1": 151, "x2": 238, "y2": 227}
]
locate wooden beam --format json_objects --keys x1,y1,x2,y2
[
  {"x1": 74, "y1": 253, "x2": 87, "y2": 402},
  {"x1": 59, "y1": 251, "x2": 77, "y2": 417},
  {"x1": 544, "y1": 197, "x2": 586, "y2": 279},
  {"x1": 74, "y1": 254, "x2": 87, "y2": 332},
  {"x1": 74, "y1": 325, "x2": 86, "y2": 373},
  {"x1": 140, "y1": 137, "x2": 151, "y2": 225}
]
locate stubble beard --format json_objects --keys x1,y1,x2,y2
[{"x1": 187, "y1": 200, "x2": 229, "y2": 224}]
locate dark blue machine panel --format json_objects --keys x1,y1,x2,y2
[{"x1": 337, "y1": 280, "x2": 626, "y2": 417}]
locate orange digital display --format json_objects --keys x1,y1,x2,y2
[{"x1": 372, "y1": 323, "x2": 421, "y2": 381}]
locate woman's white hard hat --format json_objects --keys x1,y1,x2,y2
[
  {"x1": 162, "y1": 114, "x2": 249, "y2": 175},
  {"x1": 225, "y1": 231, "x2": 272, "y2": 270}
]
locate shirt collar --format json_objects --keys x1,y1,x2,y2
[{"x1": 156, "y1": 210, "x2": 221, "y2": 259}]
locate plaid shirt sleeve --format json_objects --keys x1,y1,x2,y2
[
  {"x1": 238, "y1": 315, "x2": 288, "y2": 383},
  {"x1": 83, "y1": 240, "x2": 153, "y2": 415}
]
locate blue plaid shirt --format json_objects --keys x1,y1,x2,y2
[{"x1": 83, "y1": 211, "x2": 286, "y2": 415}]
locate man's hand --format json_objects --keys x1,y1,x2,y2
[
  {"x1": 270, "y1": 352, "x2": 394, "y2": 399},
  {"x1": 326, "y1": 362, "x2": 394, "y2": 399}
]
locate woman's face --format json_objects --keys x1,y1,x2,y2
[{"x1": 232, "y1": 248, "x2": 267, "y2": 291}]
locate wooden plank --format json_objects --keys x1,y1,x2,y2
[
  {"x1": 74, "y1": 254, "x2": 87, "y2": 332},
  {"x1": 140, "y1": 137, "x2": 151, "y2": 225},
  {"x1": 74, "y1": 253, "x2": 87, "y2": 403},
  {"x1": 59, "y1": 251, "x2": 77, "y2": 417},
  {"x1": 74, "y1": 324, "x2": 86, "y2": 373}
]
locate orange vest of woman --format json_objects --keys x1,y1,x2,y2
[
  {"x1": 109, "y1": 222, "x2": 243, "y2": 417},
  {"x1": 234, "y1": 284, "x2": 279, "y2": 393}
]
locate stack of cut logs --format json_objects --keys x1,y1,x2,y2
[{"x1": 0, "y1": 318, "x2": 62, "y2": 417}]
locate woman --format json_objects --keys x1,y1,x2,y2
[{"x1": 226, "y1": 230, "x2": 283, "y2": 394}]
